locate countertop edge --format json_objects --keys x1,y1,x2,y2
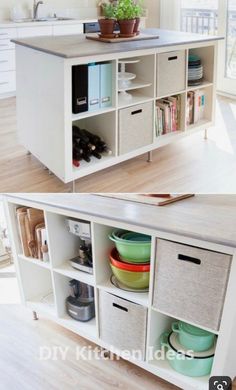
[
  {"x1": 4, "y1": 194, "x2": 236, "y2": 249},
  {"x1": 0, "y1": 18, "x2": 98, "y2": 28},
  {"x1": 11, "y1": 33, "x2": 224, "y2": 59}
]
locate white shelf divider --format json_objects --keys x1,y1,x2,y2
[
  {"x1": 18, "y1": 254, "x2": 51, "y2": 270},
  {"x1": 53, "y1": 261, "x2": 95, "y2": 286}
]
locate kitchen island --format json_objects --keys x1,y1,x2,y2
[
  {"x1": 12, "y1": 29, "x2": 223, "y2": 189},
  {"x1": 4, "y1": 194, "x2": 236, "y2": 389}
]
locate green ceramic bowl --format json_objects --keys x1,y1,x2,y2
[
  {"x1": 110, "y1": 264, "x2": 150, "y2": 289},
  {"x1": 161, "y1": 332, "x2": 214, "y2": 377},
  {"x1": 172, "y1": 321, "x2": 215, "y2": 352},
  {"x1": 109, "y1": 232, "x2": 151, "y2": 262}
]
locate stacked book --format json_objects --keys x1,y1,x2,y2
[
  {"x1": 187, "y1": 90, "x2": 206, "y2": 126},
  {"x1": 156, "y1": 95, "x2": 181, "y2": 136}
]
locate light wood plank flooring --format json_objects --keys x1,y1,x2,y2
[
  {"x1": 0, "y1": 304, "x2": 178, "y2": 390},
  {"x1": 0, "y1": 96, "x2": 236, "y2": 193}
]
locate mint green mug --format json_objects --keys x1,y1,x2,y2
[{"x1": 172, "y1": 321, "x2": 215, "y2": 352}]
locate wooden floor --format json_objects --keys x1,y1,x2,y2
[
  {"x1": 0, "y1": 96, "x2": 236, "y2": 193},
  {"x1": 0, "y1": 304, "x2": 178, "y2": 390}
]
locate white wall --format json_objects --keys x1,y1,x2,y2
[
  {"x1": 0, "y1": 0, "x2": 160, "y2": 25},
  {"x1": 145, "y1": 0, "x2": 160, "y2": 28},
  {"x1": 0, "y1": 0, "x2": 98, "y2": 20}
]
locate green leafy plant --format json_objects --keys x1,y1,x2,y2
[
  {"x1": 103, "y1": 3, "x2": 117, "y2": 19},
  {"x1": 133, "y1": 0, "x2": 144, "y2": 18},
  {"x1": 116, "y1": 0, "x2": 136, "y2": 20}
]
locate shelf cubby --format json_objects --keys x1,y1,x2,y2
[
  {"x1": 155, "y1": 92, "x2": 186, "y2": 138},
  {"x1": 118, "y1": 54, "x2": 155, "y2": 108},
  {"x1": 45, "y1": 211, "x2": 95, "y2": 285},
  {"x1": 147, "y1": 309, "x2": 216, "y2": 388},
  {"x1": 18, "y1": 257, "x2": 55, "y2": 316},
  {"x1": 188, "y1": 46, "x2": 215, "y2": 86},
  {"x1": 187, "y1": 85, "x2": 214, "y2": 131},
  {"x1": 72, "y1": 110, "x2": 117, "y2": 165},
  {"x1": 71, "y1": 60, "x2": 117, "y2": 118},
  {"x1": 92, "y1": 222, "x2": 150, "y2": 307},
  {"x1": 52, "y1": 272, "x2": 98, "y2": 340}
]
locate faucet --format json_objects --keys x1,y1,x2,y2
[{"x1": 33, "y1": 0, "x2": 44, "y2": 20}]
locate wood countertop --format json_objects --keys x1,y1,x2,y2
[
  {"x1": 5, "y1": 194, "x2": 236, "y2": 249},
  {"x1": 12, "y1": 28, "x2": 223, "y2": 59}
]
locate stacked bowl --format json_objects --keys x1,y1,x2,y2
[
  {"x1": 161, "y1": 321, "x2": 216, "y2": 377},
  {"x1": 109, "y1": 230, "x2": 151, "y2": 289},
  {"x1": 188, "y1": 54, "x2": 204, "y2": 86}
]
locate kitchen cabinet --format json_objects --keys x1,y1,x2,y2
[
  {"x1": 17, "y1": 26, "x2": 52, "y2": 38},
  {"x1": 52, "y1": 23, "x2": 83, "y2": 36},
  {"x1": 4, "y1": 194, "x2": 236, "y2": 390},
  {"x1": 12, "y1": 30, "x2": 221, "y2": 187},
  {"x1": 0, "y1": 50, "x2": 15, "y2": 72}
]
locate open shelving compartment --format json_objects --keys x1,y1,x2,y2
[
  {"x1": 71, "y1": 59, "x2": 117, "y2": 120},
  {"x1": 52, "y1": 271, "x2": 98, "y2": 342},
  {"x1": 92, "y1": 222, "x2": 153, "y2": 307},
  {"x1": 186, "y1": 45, "x2": 215, "y2": 132},
  {"x1": 8, "y1": 201, "x2": 51, "y2": 269},
  {"x1": 187, "y1": 85, "x2": 214, "y2": 131},
  {"x1": 72, "y1": 110, "x2": 118, "y2": 177},
  {"x1": 155, "y1": 92, "x2": 187, "y2": 143},
  {"x1": 146, "y1": 309, "x2": 218, "y2": 390},
  {"x1": 45, "y1": 210, "x2": 95, "y2": 286},
  {"x1": 118, "y1": 54, "x2": 155, "y2": 109},
  {"x1": 18, "y1": 256, "x2": 56, "y2": 317}
]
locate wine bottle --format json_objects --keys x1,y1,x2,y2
[
  {"x1": 82, "y1": 153, "x2": 91, "y2": 163},
  {"x1": 73, "y1": 126, "x2": 90, "y2": 144},
  {"x1": 92, "y1": 150, "x2": 102, "y2": 159},
  {"x1": 79, "y1": 140, "x2": 96, "y2": 151},
  {"x1": 73, "y1": 159, "x2": 80, "y2": 168},
  {"x1": 80, "y1": 129, "x2": 102, "y2": 145}
]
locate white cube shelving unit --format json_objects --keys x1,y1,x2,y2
[
  {"x1": 4, "y1": 195, "x2": 236, "y2": 390},
  {"x1": 15, "y1": 34, "x2": 219, "y2": 187}
]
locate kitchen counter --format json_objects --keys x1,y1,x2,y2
[
  {"x1": 12, "y1": 28, "x2": 223, "y2": 59},
  {"x1": 0, "y1": 18, "x2": 97, "y2": 28},
  {"x1": 5, "y1": 194, "x2": 236, "y2": 248}
]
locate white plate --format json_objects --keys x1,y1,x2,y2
[{"x1": 168, "y1": 332, "x2": 216, "y2": 358}]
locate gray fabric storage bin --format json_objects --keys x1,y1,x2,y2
[
  {"x1": 98, "y1": 290, "x2": 147, "y2": 360},
  {"x1": 157, "y1": 50, "x2": 186, "y2": 97},
  {"x1": 118, "y1": 102, "x2": 153, "y2": 155},
  {"x1": 153, "y1": 239, "x2": 232, "y2": 331}
]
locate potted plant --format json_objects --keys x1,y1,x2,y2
[
  {"x1": 133, "y1": 0, "x2": 144, "y2": 35},
  {"x1": 98, "y1": 1, "x2": 117, "y2": 38},
  {"x1": 116, "y1": 0, "x2": 136, "y2": 37}
]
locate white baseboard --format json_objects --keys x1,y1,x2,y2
[{"x1": 217, "y1": 90, "x2": 236, "y2": 100}]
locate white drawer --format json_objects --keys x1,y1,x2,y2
[
  {"x1": 0, "y1": 38, "x2": 15, "y2": 51},
  {"x1": 18, "y1": 26, "x2": 53, "y2": 38},
  {"x1": 53, "y1": 23, "x2": 83, "y2": 36},
  {"x1": 0, "y1": 71, "x2": 16, "y2": 94},
  {"x1": 157, "y1": 50, "x2": 186, "y2": 97},
  {"x1": 0, "y1": 50, "x2": 15, "y2": 71},
  {"x1": 153, "y1": 239, "x2": 232, "y2": 331},
  {"x1": 0, "y1": 28, "x2": 17, "y2": 40},
  {"x1": 119, "y1": 102, "x2": 154, "y2": 155}
]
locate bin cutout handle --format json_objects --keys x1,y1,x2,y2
[
  {"x1": 178, "y1": 254, "x2": 201, "y2": 265},
  {"x1": 168, "y1": 56, "x2": 178, "y2": 61},
  {"x1": 131, "y1": 109, "x2": 142, "y2": 115},
  {"x1": 113, "y1": 303, "x2": 128, "y2": 312}
]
